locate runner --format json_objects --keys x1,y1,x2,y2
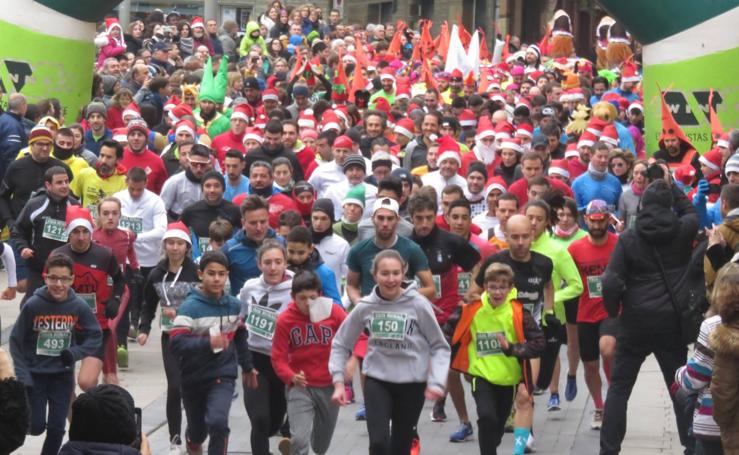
[
  {"x1": 285, "y1": 225, "x2": 342, "y2": 303},
  {"x1": 329, "y1": 249, "x2": 451, "y2": 455},
  {"x1": 160, "y1": 144, "x2": 213, "y2": 220},
  {"x1": 70, "y1": 139, "x2": 127, "y2": 211}
]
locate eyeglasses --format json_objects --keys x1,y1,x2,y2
[
  {"x1": 188, "y1": 160, "x2": 210, "y2": 168},
  {"x1": 610, "y1": 162, "x2": 626, "y2": 168},
  {"x1": 34, "y1": 142, "x2": 53, "y2": 148},
  {"x1": 45, "y1": 275, "x2": 73, "y2": 284}
]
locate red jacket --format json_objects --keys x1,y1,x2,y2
[
  {"x1": 271, "y1": 301, "x2": 346, "y2": 387},
  {"x1": 121, "y1": 148, "x2": 169, "y2": 194},
  {"x1": 294, "y1": 145, "x2": 318, "y2": 180},
  {"x1": 508, "y1": 176, "x2": 574, "y2": 207},
  {"x1": 211, "y1": 130, "x2": 245, "y2": 169}
]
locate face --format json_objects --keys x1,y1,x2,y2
[
  {"x1": 664, "y1": 137, "x2": 680, "y2": 154},
  {"x1": 200, "y1": 100, "x2": 216, "y2": 116},
  {"x1": 105, "y1": 60, "x2": 120, "y2": 75},
  {"x1": 592, "y1": 149, "x2": 610, "y2": 172},
  {"x1": 525, "y1": 206, "x2": 548, "y2": 238},
  {"x1": 293, "y1": 289, "x2": 319, "y2": 315},
  {"x1": 501, "y1": 148, "x2": 518, "y2": 167},
  {"x1": 578, "y1": 145, "x2": 591, "y2": 163},
  {"x1": 729, "y1": 171, "x2": 739, "y2": 185},
  {"x1": 199, "y1": 261, "x2": 229, "y2": 296},
  {"x1": 45, "y1": 265, "x2": 73, "y2": 301},
  {"x1": 302, "y1": 136, "x2": 315, "y2": 149},
  {"x1": 342, "y1": 202, "x2": 363, "y2": 223},
  {"x1": 88, "y1": 113, "x2": 105, "y2": 131},
  {"x1": 527, "y1": 184, "x2": 547, "y2": 201},
  {"x1": 486, "y1": 277, "x2": 513, "y2": 304},
  {"x1": 486, "y1": 189, "x2": 502, "y2": 213},
  {"x1": 69, "y1": 226, "x2": 92, "y2": 251},
  {"x1": 263, "y1": 131, "x2": 283, "y2": 150},
  {"x1": 99, "y1": 201, "x2": 121, "y2": 230},
  {"x1": 188, "y1": 154, "x2": 212, "y2": 179},
  {"x1": 424, "y1": 93, "x2": 438, "y2": 110},
  {"x1": 422, "y1": 115, "x2": 439, "y2": 139},
  {"x1": 521, "y1": 158, "x2": 543, "y2": 179},
  {"x1": 373, "y1": 209, "x2": 398, "y2": 240},
  {"x1": 447, "y1": 206, "x2": 471, "y2": 237},
  {"x1": 54, "y1": 133, "x2": 74, "y2": 152},
  {"x1": 467, "y1": 172, "x2": 485, "y2": 194},
  {"x1": 311, "y1": 210, "x2": 332, "y2": 233},
  {"x1": 496, "y1": 200, "x2": 518, "y2": 227},
  {"x1": 506, "y1": 217, "x2": 532, "y2": 259},
  {"x1": 282, "y1": 124, "x2": 298, "y2": 148},
  {"x1": 231, "y1": 117, "x2": 247, "y2": 135},
  {"x1": 373, "y1": 257, "x2": 403, "y2": 297},
  {"x1": 97, "y1": 146, "x2": 118, "y2": 174},
  {"x1": 249, "y1": 166, "x2": 272, "y2": 189},
  {"x1": 381, "y1": 78, "x2": 394, "y2": 93},
  {"x1": 274, "y1": 59, "x2": 288, "y2": 73},
  {"x1": 586, "y1": 216, "x2": 609, "y2": 239},
  {"x1": 222, "y1": 157, "x2": 244, "y2": 182},
  {"x1": 556, "y1": 207, "x2": 576, "y2": 230},
  {"x1": 259, "y1": 248, "x2": 287, "y2": 284},
  {"x1": 610, "y1": 157, "x2": 628, "y2": 177},
  {"x1": 287, "y1": 241, "x2": 312, "y2": 267},
  {"x1": 294, "y1": 95, "x2": 309, "y2": 109},
  {"x1": 242, "y1": 208, "x2": 269, "y2": 242},
  {"x1": 45, "y1": 173, "x2": 70, "y2": 199},
  {"x1": 426, "y1": 146, "x2": 439, "y2": 168},
  {"x1": 206, "y1": 20, "x2": 217, "y2": 34},
  {"x1": 411, "y1": 209, "x2": 436, "y2": 237},
  {"x1": 365, "y1": 115, "x2": 383, "y2": 137},
  {"x1": 176, "y1": 130, "x2": 193, "y2": 144},
  {"x1": 127, "y1": 130, "x2": 147, "y2": 152},
  {"x1": 272, "y1": 164, "x2": 291, "y2": 187},
  {"x1": 439, "y1": 158, "x2": 459, "y2": 179},
  {"x1": 71, "y1": 128, "x2": 83, "y2": 148},
  {"x1": 440, "y1": 123, "x2": 457, "y2": 138},
  {"x1": 203, "y1": 179, "x2": 224, "y2": 204},
  {"x1": 593, "y1": 82, "x2": 607, "y2": 97},
  {"x1": 345, "y1": 165, "x2": 365, "y2": 185}
]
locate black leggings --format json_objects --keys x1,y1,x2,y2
[
  {"x1": 161, "y1": 332, "x2": 182, "y2": 441},
  {"x1": 244, "y1": 351, "x2": 286, "y2": 455},
  {"x1": 472, "y1": 377, "x2": 515, "y2": 455},
  {"x1": 364, "y1": 376, "x2": 426, "y2": 455}
]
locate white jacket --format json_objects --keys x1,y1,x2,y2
[
  {"x1": 315, "y1": 234, "x2": 350, "y2": 291},
  {"x1": 160, "y1": 172, "x2": 202, "y2": 217},
  {"x1": 114, "y1": 189, "x2": 168, "y2": 267},
  {"x1": 324, "y1": 180, "x2": 377, "y2": 221},
  {"x1": 308, "y1": 161, "x2": 346, "y2": 198},
  {"x1": 238, "y1": 271, "x2": 294, "y2": 356}
]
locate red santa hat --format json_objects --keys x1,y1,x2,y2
[
  {"x1": 231, "y1": 104, "x2": 253, "y2": 123},
  {"x1": 112, "y1": 128, "x2": 128, "y2": 143},
  {"x1": 261, "y1": 89, "x2": 279, "y2": 103},
  {"x1": 164, "y1": 95, "x2": 181, "y2": 112},
  {"x1": 491, "y1": 94, "x2": 507, "y2": 104},
  {"x1": 601, "y1": 124, "x2": 619, "y2": 147},
  {"x1": 65, "y1": 206, "x2": 94, "y2": 235},
  {"x1": 254, "y1": 113, "x2": 268, "y2": 130},
  {"x1": 333, "y1": 135, "x2": 354, "y2": 149},
  {"x1": 485, "y1": 176, "x2": 508, "y2": 198},
  {"x1": 699, "y1": 148, "x2": 723, "y2": 176},
  {"x1": 105, "y1": 17, "x2": 123, "y2": 34},
  {"x1": 621, "y1": 59, "x2": 641, "y2": 83},
  {"x1": 495, "y1": 121, "x2": 516, "y2": 141},
  {"x1": 577, "y1": 130, "x2": 598, "y2": 149},
  {"x1": 163, "y1": 221, "x2": 192, "y2": 244},
  {"x1": 298, "y1": 111, "x2": 317, "y2": 129},
  {"x1": 175, "y1": 119, "x2": 196, "y2": 138},
  {"x1": 379, "y1": 68, "x2": 396, "y2": 82},
  {"x1": 565, "y1": 141, "x2": 580, "y2": 159},
  {"x1": 459, "y1": 109, "x2": 477, "y2": 128},
  {"x1": 243, "y1": 127, "x2": 263, "y2": 144},
  {"x1": 321, "y1": 110, "x2": 341, "y2": 133},
  {"x1": 190, "y1": 16, "x2": 205, "y2": 30},
  {"x1": 718, "y1": 132, "x2": 730, "y2": 149},
  {"x1": 436, "y1": 136, "x2": 461, "y2": 166},
  {"x1": 395, "y1": 81, "x2": 411, "y2": 100},
  {"x1": 627, "y1": 101, "x2": 643, "y2": 116},
  {"x1": 394, "y1": 117, "x2": 416, "y2": 140},
  {"x1": 500, "y1": 137, "x2": 523, "y2": 153},
  {"x1": 516, "y1": 123, "x2": 534, "y2": 138},
  {"x1": 334, "y1": 105, "x2": 349, "y2": 127},
  {"x1": 476, "y1": 116, "x2": 495, "y2": 140},
  {"x1": 585, "y1": 117, "x2": 609, "y2": 137},
  {"x1": 674, "y1": 164, "x2": 697, "y2": 187},
  {"x1": 450, "y1": 68, "x2": 464, "y2": 80},
  {"x1": 122, "y1": 102, "x2": 141, "y2": 121},
  {"x1": 169, "y1": 103, "x2": 193, "y2": 124},
  {"x1": 548, "y1": 159, "x2": 570, "y2": 179}
]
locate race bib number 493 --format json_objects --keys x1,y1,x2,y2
[{"x1": 36, "y1": 330, "x2": 71, "y2": 356}]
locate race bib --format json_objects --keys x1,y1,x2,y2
[
  {"x1": 87, "y1": 204, "x2": 98, "y2": 219},
  {"x1": 119, "y1": 216, "x2": 143, "y2": 234},
  {"x1": 160, "y1": 307, "x2": 174, "y2": 329},
  {"x1": 80, "y1": 293, "x2": 97, "y2": 314},
  {"x1": 42, "y1": 218, "x2": 68, "y2": 242},
  {"x1": 36, "y1": 330, "x2": 71, "y2": 356},
  {"x1": 587, "y1": 275, "x2": 603, "y2": 298},
  {"x1": 370, "y1": 311, "x2": 408, "y2": 340},
  {"x1": 475, "y1": 331, "x2": 504, "y2": 357},
  {"x1": 198, "y1": 237, "x2": 210, "y2": 254},
  {"x1": 457, "y1": 272, "x2": 471, "y2": 296},
  {"x1": 246, "y1": 306, "x2": 278, "y2": 339}
]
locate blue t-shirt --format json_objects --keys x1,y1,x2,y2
[
  {"x1": 347, "y1": 236, "x2": 430, "y2": 296},
  {"x1": 572, "y1": 172, "x2": 623, "y2": 213},
  {"x1": 225, "y1": 175, "x2": 250, "y2": 202}
]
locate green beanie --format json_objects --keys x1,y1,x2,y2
[{"x1": 343, "y1": 184, "x2": 366, "y2": 208}]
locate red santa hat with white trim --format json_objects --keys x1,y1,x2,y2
[
  {"x1": 169, "y1": 104, "x2": 193, "y2": 124},
  {"x1": 163, "y1": 221, "x2": 192, "y2": 244},
  {"x1": 495, "y1": 121, "x2": 516, "y2": 141},
  {"x1": 243, "y1": 127, "x2": 263, "y2": 144},
  {"x1": 65, "y1": 206, "x2": 94, "y2": 235},
  {"x1": 175, "y1": 119, "x2": 196, "y2": 138},
  {"x1": 190, "y1": 16, "x2": 205, "y2": 30},
  {"x1": 122, "y1": 103, "x2": 141, "y2": 122},
  {"x1": 105, "y1": 17, "x2": 123, "y2": 35},
  {"x1": 601, "y1": 124, "x2": 619, "y2": 147},
  {"x1": 321, "y1": 110, "x2": 341, "y2": 133},
  {"x1": 261, "y1": 89, "x2": 279, "y2": 103},
  {"x1": 436, "y1": 135, "x2": 462, "y2": 166},
  {"x1": 717, "y1": 132, "x2": 730, "y2": 149},
  {"x1": 476, "y1": 116, "x2": 495, "y2": 140},
  {"x1": 459, "y1": 109, "x2": 477, "y2": 128},
  {"x1": 548, "y1": 159, "x2": 570, "y2": 179},
  {"x1": 516, "y1": 123, "x2": 534, "y2": 139},
  {"x1": 379, "y1": 68, "x2": 396, "y2": 82},
  {"x1": 577, "y1": 130, "x2": 598, "y2": 149},
  {"x1": 298, "y1": 111, "x2": 317, "y2": 129},
  {"x1": 485, "y1": 176, "x2": 508, "y2": 198},
  {"x1": 565, "y1": 141, "x2": 580, "y2": 159},
  {"x1": 112, "y1": 127, "x2": 128, "y2": 143},
  {"x1": 699, "y1": 148, "x2": 723, "y2": 177},
  {"x1": 394, "y1": 117, "x2": 416, "y2": 140},
  {"x1": 500, "y1": 137, "x2": 523, "y2": 153},
  {"x1": 231, "y1": 104, "x2": 253, "y2": 124}
]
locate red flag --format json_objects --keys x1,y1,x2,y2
[
  {"x1": 421, "y1": 58, "x2": 438, "y2": 91},
  {"x1": 411, "y1": 39, "x2": 421, "y2": 62},
  {"x1": 538, "y1": 25, "x2": 552, "y2": 56},
  {"x1": 419, "y1": 20, "x2": 434, "y2": 60},
  {"x1": 501, "y1": 34, "x2": 511, "y2": 61},
  {"x1": 435, "y1": 21, "x2": 450, "y2": 59},
  {"x1": 289, "y1": 51, "x2": 304, "y2": 81},
  {"x1": 387, "y1": 20, "x2": 407, "y2": 58},
  {"x1": 458, "y1": 16, "x2": 472, "y2": 50},
  {"x1": 478, "y1": 28, "x2": 491, "y2": 61},
  {"x1": 478, "y1": 70, "x2": 490, "y2": 94},
  {"x1": 708, "y1": 88, "x2": 724, "y2": 144},
  {"x1": 353, "y1": 33, "x2": 371, "y2": 68}
]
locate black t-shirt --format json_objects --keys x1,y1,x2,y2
[
  {"x1": 475, "y1": 250, "x2": 553, "y2": 315},
  {"x1": 179, "y1": 199, "x2": 241, "y2": 243},
  {"x1": 412, "y1": 227, "x2": 480, "y2": 275}
]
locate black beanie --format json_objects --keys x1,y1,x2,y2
[
  {"x1": 468, "y1": 161, "x2": 489, "y2": 181},
  {"x1": 69, "y1": 384, "x2": 137, "y2": 445},
  {"x1": 201, "y1": 170, "x2": 226, "y2": 189},
  {"x1": 312, "y1": 198, "x2": 336, "y2": 223}
]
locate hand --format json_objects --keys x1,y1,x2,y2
[
  {"x1": 496, "y1": 333, "x2": 510, "y2": 353},
  {"x1": 1, "y1": 287, "x2": 16, "y2": 300},
  {"x1": 707, "y1": 225, "x2": 726, "y2": 247},
  {"x1": 210, "y1": 333, "x2": 230, "y2": 351},
  {"x1": 0, "y1": 348, "x2": 14, "y2": 379},
  {"x1": 60, "y1": 349, "x2": 75, "y2": 367},
  {"x1": 137, "y1": 333, "x2": 148, "y2": 346},
  {"x1": 104, "y1": 297, "x2": 120, "y2": 320},
  {"x1": 544, "y1": 312, "x2": 560, "y2": 329},
  {"x1": 424, "y1": 386, "x2": 445, "y2": 401},
  {"x1": 695, "y1": 179, "x2": 710, "y2": 199},
  {"x1": 21, "y1": 248, "x2": 34, "y2": 259},
  {"x1": 292, "y1": 370, "x2": 308, "y2": 388},
  {"x1": 243, "y1": 368, "x2": 259, "y2": 389},
  {"x1": 331, "y1": 382, "x2": 347, "y2": 406},
  {"x1": 162, "y1": 307, "x2": 177, "y2": 320},
  {"x1": 139, "y1": 433, "x2": 152, "y2": 455}
]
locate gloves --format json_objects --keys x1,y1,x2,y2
[
  {"x1": 105, "y1": 297, "x2": 120, "y2": 320},
  {"x1": 60, "y1": 349, "x2": 75, "y2": 367},
  {"x1": 544, "y1": 312, "x2": 560, "y2": 329},
  {"x1": 693, "y1": 179, "x2": 709, "y2": 206}
]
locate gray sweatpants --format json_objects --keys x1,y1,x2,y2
[{"x1": 286, "y1": 385, "x2": 339, "y2": 455}]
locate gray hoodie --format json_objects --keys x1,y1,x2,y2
[{"x1": 329, "y1": 281, "x2": 450, "y2": 390}]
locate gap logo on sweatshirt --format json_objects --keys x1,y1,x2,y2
[{"x1": 289, "y1": 324, "x2": 335, "y2": 347}]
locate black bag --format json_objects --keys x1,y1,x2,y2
[{"x1": 653, "y1": 243, "x2": 708, "y2": 345}]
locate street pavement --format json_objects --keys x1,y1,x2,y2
[{"x1": 1, "y1": 270, "x2": 684, "y2": 455}]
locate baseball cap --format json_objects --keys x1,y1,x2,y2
[
  {"x1": 585, "y1": 199, "x2": 610, "y2": 219},
  {"x1": 531, "y1": 134, "x2": 548, "y2": 149},
  {"x1": 541, "y1": 106, "x2": 556, "y2": 117},
  {"x1": 372, "y1": 197, "x2": 399, "y2": 216},
  {"x1": 244, "y1": 77, "x2": 260, "y2": 90}
]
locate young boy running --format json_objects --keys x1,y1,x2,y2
[
  {"x1": 170, "y1": 250, "x2": 258, "y2": 454},
  {"x1": 271, "y1": 271, "x2": 347, "y2": 455}
]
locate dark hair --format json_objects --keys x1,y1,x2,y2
[
  {"x1": 408, "y1": 194, "x2": 437, "y2": 215},
  {"x1": 592, "y1": 76, "x2": 608, "y2": 87},
  {"x1": 521, "y1": 151, "x2": 544, "y2": 166},
  {"x1": 278, "y1": 210, "x2": 303, "y2": 228},
  {"x1": 281, "y1": 119, "x2": 299, "y2": 131},
  {"x1": 448, "y1": 198, "x2": 471, "y2": 215},
  {"x1": 189, "y1": 143, "x2": 212, "y2": 159},
  {"x1": 199, "y1": 250, "x2": 230, "y2": 271},
  {"x1": 68, "y1": 384, "x2": 137, "y2": 445},
  {"x1": 249, "y1": 160, "x2": 273, "y2": 176},
  {"x1": 56, "y1": 127, "x2": 74, "y2": 139},
  {"x1": 423, "y1": 111, "x2": 442, "y2": 125},
  {"x1": 286, "y1": 225, "x2": 311, "y2": 245},
  {"x1": 451, "y1": 97, "x2": 467, "y2": 109},
  {"x1": 722, "y1": 184, "x2": 739, "y2": 210},
  {"x1": 292, "y1": 270, "x2": 321, "y2": 294},
  {"x1": 44, "y1": 166, "x2": 69, "y2": 183},
  {"x1": 265, "y1": 119, "x2": 284, "y2": 134},
  {"x1": 541, "y1": 122, "x2": 560, "y2": 137},
  {"x1": 100, "y1": 139, "x2": 124, "y2": 159},
  {"x1": 377, "y1": 176, "x2": 402, "y2": 199},
  {"x1": 208, "y1": 219, "x2": 234, "y2": 243},
  {"x1": 46, "y1": 253, "x2": 74, "y2": 274},
  {"x1": 524, "y1": 199, "x2": 552, "y2": 223},
  {"x1": 560, "y1": 197, "x2": 579, "y2": 218},
  {"x1": 527, "y1": 175, "x2": 550, "y2": 189},
  {"x1": 127, "y1": 166, "x2": 148, "y2": 182},
  {"x1": 371, "y1": 137, "x2": 390, "y2": 149},
  {"x1": 498, "y1": 192, "x2": 520, "y2": 208},
  {"x1": 240, "y1": 195, "x2": 270, "y2": 215},
  {"x1": 225, "y1": 149, "x2": 245, "y2": 161},
  {"x1": 440, "y1": 117, "x2": 460, "y2": 133},
  {"x1": 318, "y1": 130, "x2": 338, "y2": 145},
  {"x1": 441, "y1": 183, "x2": 465, "y2": 198},
  {"x1": 272, "y1": 156, "x2": 293, "y2": 172},
  {"x1": 149, "y1": 76, "x2": 169, "y2": 93}
]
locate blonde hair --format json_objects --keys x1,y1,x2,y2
[
  {"x1": 371, "y1": 249, "x2": 406, "y2": 275},
  {"x1": 711, "y1": 262, "x2": 739, "y2": 320},
  {"x1": 484, "y1": 262, "x2": 515, "y2": 286}
]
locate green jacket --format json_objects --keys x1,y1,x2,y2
[
  {"x1": 532, "y1": 233, "x2": 584, "y2": 322},
  {"x1": 239, "y1": 22, "x2": 268, "y2": 57}
]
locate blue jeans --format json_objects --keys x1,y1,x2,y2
[
  {"x1": 182, "y1": 377, "x2": 235, "y2": 455},
  {"x1": 27, "y1": 371, "x2": 75, "y2": 455}
]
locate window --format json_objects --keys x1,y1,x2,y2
[{"x1": 367, "y1": 2, "x2": 394, "y2": 25}]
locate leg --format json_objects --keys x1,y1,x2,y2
[
  {"x1": 266, "y1": 362, "x2": 287, "y2": 436},
  {"x1": 388, "y1": 382, "x2": 426, "y2": 455},
  {"x1": 77, "y1": 357, "x2": 103, "y2": 391},
  {"x1": 364, "y1": 376, "x2": 393, "y2": 455},
  {"x1": 27, "y1": 374, "x2": 50, "y2": 437},
  {"x1": 513, "y1": 383, "x2": 533, "y2": 455},
  {"x1": 600, "y1": 336, "x2": 649, "y2": 455},
  {"x1": 566, "y1": 323, "x2": 580, "y2": 375},
  {"x1": 41, "y1": 372, "x2": 74, "y2": 455},
  {"x1": 473, "y1": 377, "x2": 514, "y2": 454},
  {"x1": 205, "y1": 378, "x2": 235, "y2": 455},
  {"x1": 653, "y1": 339, "x2": 690, "y2": 449},
  {"x1": 244, "y1": 352, "x2": 273, "y2": 455},
  {"x1": 579, "y1": 322, "x2": 604, "y2": 409},
  {"x1": 310, "y1": 386, "x2": 340, "y2": 455},
  {"x1": 286, "y1": 386, "x2": 314, "y2": 455},
  {"x1": 182, "y1": 383, "x2": 208, "y2": 447},
  {"x1": 162, "y1": 333, "x2": 183, "y2": 441},
  {"x1": 447, "y1": 370, "x2": 470, "y2": 423}
]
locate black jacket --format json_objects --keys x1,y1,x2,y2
[
  {"x1": 139, "y1": 258, "x2": 199, "y2": 335},
  {"x1": 243, "y1": 144, "x2": 305, "y2": 182},
  {"x1": 602, "y1": 180, "x2": 699, "y2": 335}
]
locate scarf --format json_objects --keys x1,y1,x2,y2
[
  {"x1": 249, "y1": 184, "x2": 274, "y2": 198},
  {"x1": 588, "y1": 162, "x2": 608, "y2": 180},
  {"x1": 631, "y1": 180, "x2": 645, "y2": 196},
  {"x1": 553, "y1": 224, "x2": 579, "y2": 239},
  {"x1": 311, "y1": 227, "x2": 332, "y2": 244}
]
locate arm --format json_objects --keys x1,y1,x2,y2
[
  {"x1": 0, "y1": 174, "x2": 15, "y2": 229},
  {"x1": 315, "y1": 72, "x2": 332, "y2": 100},
  {"x1": 169, "y1": 309, "x2": 214, "y2": 356},
  {"x1": 506, "y1": 309, "x2": 545, "y2": 359},
  {"x1": 415, "y1": 269, "x2": 436, "y2": 300},
  {"x1": 346, "y1": 270, "x2": 362, "y2": 307},
  {"x1": 10, "y1": 201, "x2": 33, "y2": 252},
  {"x1": 137, "y1": 198, "x2": 168, "y2": 242},
  {"x1": 1, "y1": 242, "x2": 17, "y2": 288},
  {"x1": 8, "y1": 307, "x2": 33, "y2": 386},
  {"x1": 320, "y1": 267, "x2": 342, "y2": 305},
  {"x1": 602, "y1": 239, "x2": 627, "y2": 317},
  {"x1": 328, "y1": 309, "x2": 366, "y2": 384},
  {"x1": 138, "y1": 273, "x2": 159, "y2": 335},
  {"x1": 270, "y1": 316, "x2": 295, "y2": 385},
  {"x1": 126, "y1": 232, "x2": 139, "y2": 270},
  {"x1": 69, "y1": 303, "x2": 103, "y2": 361},
  {"x1": 543, "y1": 280, "x2": 554, "y2": 313},
  {"x1": 553, "y1": 249, "x2": 583, "y2": 305},
  {"x1": 676, "y1": 319, "x2": 715, "y2": 393},
  {"x1": 233, "y1": 325, "x2": 254, "y2": 372}
]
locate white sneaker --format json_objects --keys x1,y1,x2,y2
[
  {"x1": 169, "y1": 435, "x2": 184, "y2": 455},
  {"x1": 591, "y1": 409, "x2": 604, "y2": 430},
  {"x1": 524, "y1": 433, "x2": 535, "y2": 453}
]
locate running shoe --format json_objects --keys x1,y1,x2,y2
[
  {"x1": 565, "y1": 374, "x2": 578, "y2": 401},
  {"x1": 430, "y1": 400, "x2": 447, "y2": 422},
  {"x1": 591, "y1": 409, "x2": 604, "y2": 430},
  {"x1": 449, "y1": 422, "x2": 473, "y2": 442},
  {"x1": 185, "y1": 440, "x2": 202, "y2": 455},
  {"x1": 525, "y1": 433, "x2": 535, "y2": 453},
  {"x1": 532, "y1": 387, "x2": 545, "y2": 396},
  {"x1": 278, "y1": 437, "x2": 291, "y2": 455},
  {"x1": 169, "y1": 435, "x2": 184, "y2": 455},
  {"x1": 127, "y1": 325, "x2": 138, "y2": 341},
  {"x1": 410, "y1": 436, "x2": 421, "y2": 455},
  {"x1": 117, "y1": 346, "x2": 128, "y2": 370},
  {"x1": 355, "y1": 404, "x2": 366, "y2": 421},
  {"x1": 547, "y1": 393, "x2": 561, "y2": 411}
]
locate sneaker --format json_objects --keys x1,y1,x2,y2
[
  {"x1": 169, "y1": 435, "x2": 184, "y2": 455},
  {"x1": 345, "y1": 383, "x2": 355, "y2": 404},
  {"x1": 504, "y1": 408, "x2": 515, "y2": 433},
  {"x1": 524, "y1": 433, "x2": 535, "y2": 453},
  {"x1": 430, "y1": 400, "x2": 447, "y2": 422},
  {"x1": 127, "y1": 325, "x2": 138, "y2": 341},
  {"x1": 547, "y1": 393, "x2": 561, "y2": 411},
  {"x1": 449, "y1": 422, "x2": 473, "y2": 442},
  {"x1": 185, "y1": 440, "x2": 202, "y2": 455},
  {"x1": 410, "y1": 436, "x2": 421, "y2": 455},
  {"x1": 591, "y1": 409, "x2": 604, "y2": 430},
  {"x1": 117, "y1": 346, "x2": 128, "y2": 370},
  {"x1": 532, "y1": 387, "x2": 545, "y2": 396},
  {"x1": 355, "y1": 404, "x2": 366, "y2": 421},
  {"x1": 278, "y1": 437, "x2": 291, "y2": 455},
  {"x1": 565, "y1": 374, "x2": 577, "y2": 401}
]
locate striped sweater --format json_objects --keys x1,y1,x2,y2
[{"x1": 675, "y1": 314, "x2": 721, "y2": 440}]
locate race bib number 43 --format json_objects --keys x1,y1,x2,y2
[
  {"x1": 370, "y1": 312, "x2": 408, "y2": 340},
  {"x1": 476, "y1": 332, "x2": 504, "y2": 357},
  {"x1": 42, "y1": 218, "x2": 68, "y2": 242},
  {"x1": 36, "y1": 330, "x2": 71, "y2": 356},
  {"x1": 246, "y1": 306, "x2": 278, "y2": 339}
]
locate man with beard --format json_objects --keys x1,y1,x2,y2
[
  {"x1": 652, "y1": 121, "x2": 701, "y2": 176},
  {"x1": 369, "y1": 69, "x2": 396, "y2": 105},
  {"x1": 465, "y1": 162, "x2": 488, "y2": 217},
  {"x1": 243, "y1": 78, "x2": 264, "y2": 112},
  {"x1": 83, "y1": 102, "x2": 113, "y2": 156},
  {"x1": 180, "y1": 171, "x2": 241, "y2": 258},
  {"x1": 223, "y1": 149, "x2": 249, "y2": 201},
  {"x1": 310, "y1": 199, "x2": 349, "y2": 293},
  {"x1": 70, "y1": 140, "x2": 127, "y2": 210},
  {"x1": 52, "y1": 128, "x2": 89, "y2": 179},
  {"x1": 567, "y1": 200, "x2": 619, "y2": 430},
  {"x1": 119, "y1": 119, "x2": 167, "y2": 194},
  {"x1": 243, "y1": 120, "x2": 305, "y2": 182},
  {"x1": 211, "y1": 104, "x2": 250, "y2": 168},
  {"x1": 404, "y1": 112, "x2": 441, "y2": 170},
  {"x1": 191, "y1": 17, "x2": 214, "y2": 56},
  {"x1": 160, "y1": 144, "x2": 212, "y2": 220},
  {"x1": 238, "y1": 161, "x2": 298, "y2": 230},
  {"x1": 359, "y1": 111, "x2": 386, "y2": 158}
]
